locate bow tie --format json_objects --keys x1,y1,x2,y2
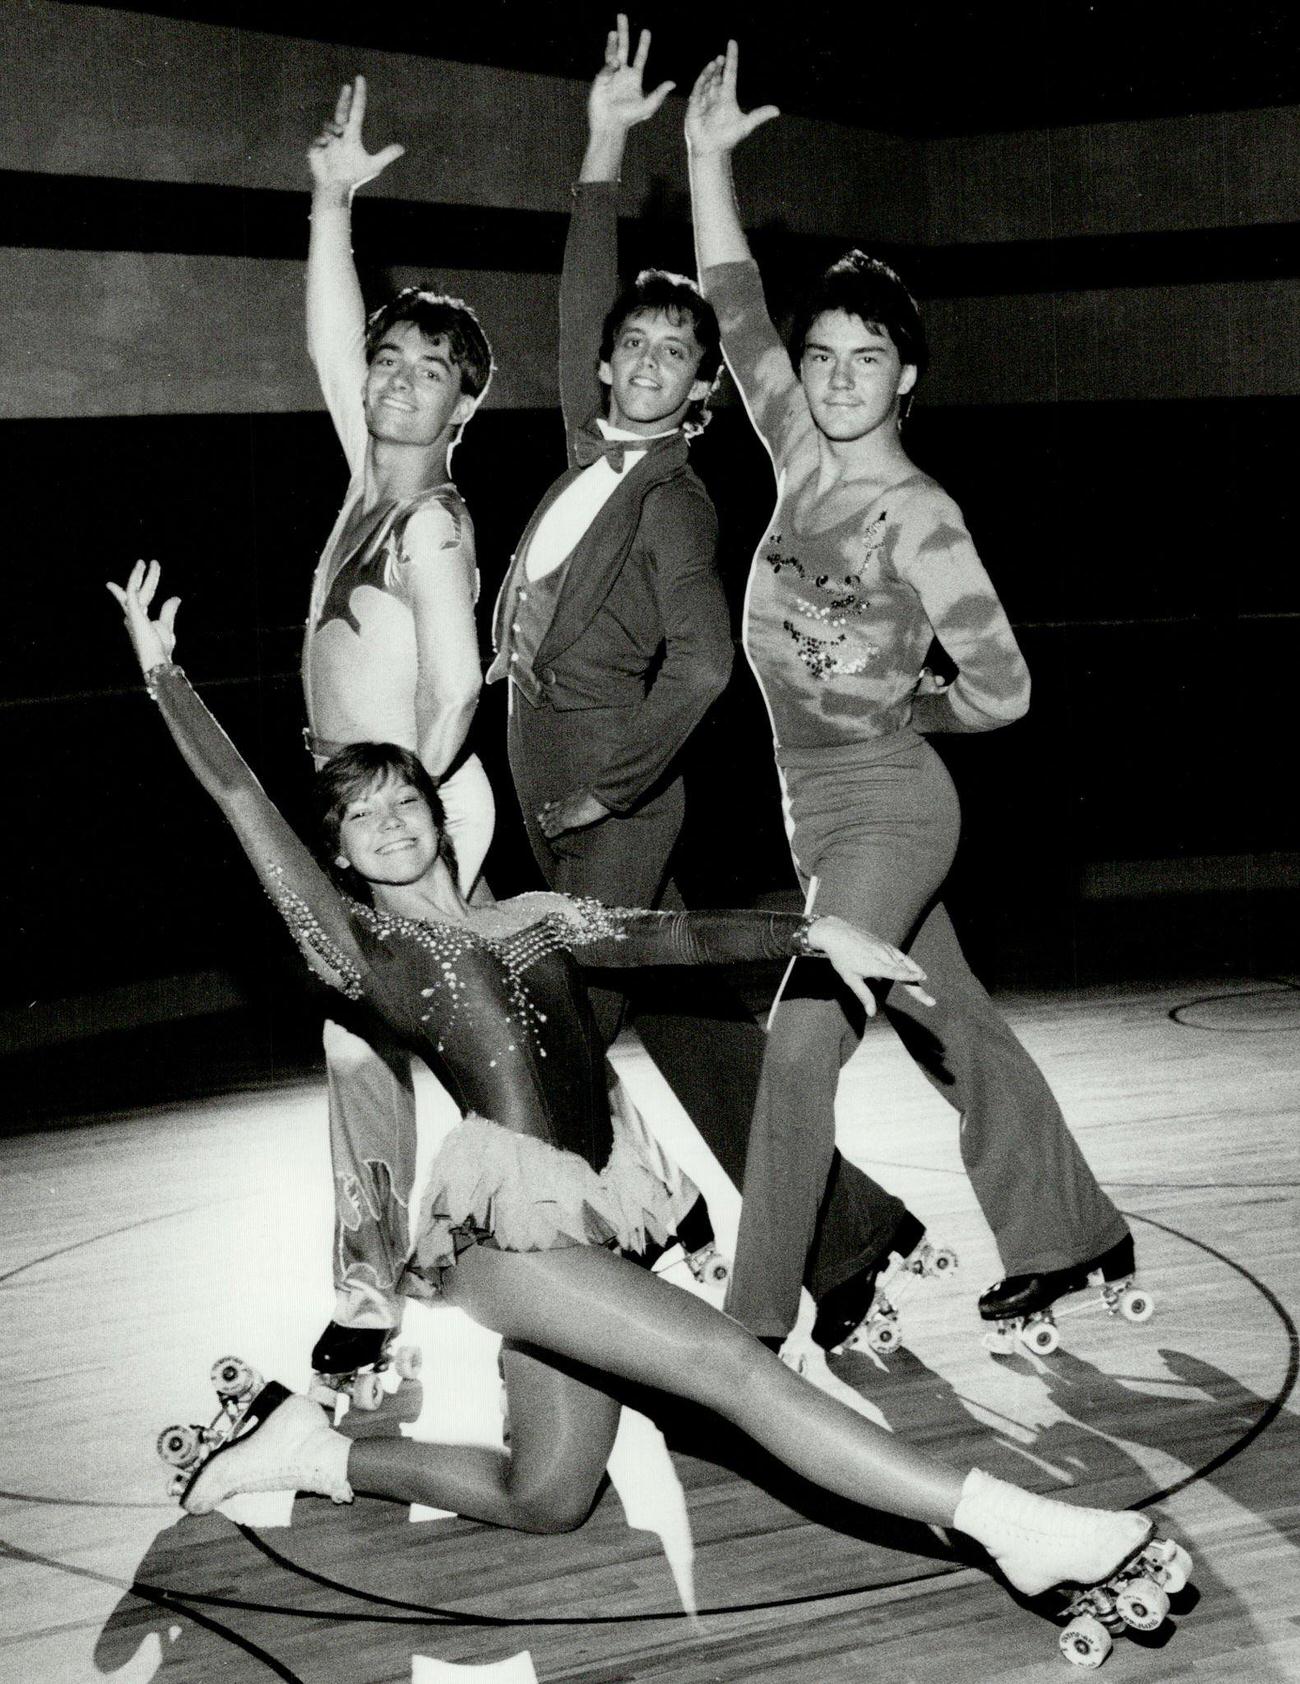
[
  {"x1": 572, "y1": 423, "x2": 678, "y2": 474},
  {"x1": 573, "y1": 426, "x2": 631, "y2": 472}
]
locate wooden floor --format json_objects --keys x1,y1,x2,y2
[{"x1": 3, "y1": 976, "x2": 1299, "y2": 1684}]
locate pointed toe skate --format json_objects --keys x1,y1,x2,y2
[
  {"x1": 954, "y1": 1468, "x2": 1156, "y2": 1598},
  {"x1": 182, "y1": 1387, "x2": 353, "y2": 1515}
]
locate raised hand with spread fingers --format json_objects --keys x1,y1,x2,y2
[
  {"x1": 308, "y1": 74, "x2": 405, "y2": 198},
  {"x1": 583, "y1": 14, "x2": 676, "y2": 181}
]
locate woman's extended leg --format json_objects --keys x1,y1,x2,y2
[
  {"x1": 437, "y1": 1244, "x2": 963, "y2": 1524},
  {"x1": 350, "y1": 1339, "x2": 621, "y2": 1531},
  {"x1": 184, "y1": 1243, "x2": 1162, "y2": 1597}
]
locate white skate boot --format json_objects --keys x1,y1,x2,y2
[
  {"x1": 954, "y1": 1468, "x2": 1155, "y2": 1596},
  {"x1": 181, "y1": 1382, "x2": 354, "y2": 1515}
]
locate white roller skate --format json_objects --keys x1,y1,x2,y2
[
  {"x1": 953, "y1": 1469, "x2": 1191, "y2": 1666},
  {"x1": 159, "y1": 1367, "x2": 354, "y2": 1514},
  {"x1": 156, "y1": 1355, "x2": 266, "y2": 1500}
]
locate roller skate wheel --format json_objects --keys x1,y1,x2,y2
[
  {"x1": 157, "y1": 1424, "x2": 201, "y2": 1467},
  {"x1": 392, "y1": 1344, "x2": 423, "y2": 1381},
  {"x1": 705, "y1": 1257, "x2": 730, "y2": 1285},
  {"x1": 1149, "y1": 1539, "x2": 1192, "y2": 1594},
  {"x1": 929, "y1": 1246, "x2": 958, "y2": 1275},
  {"x1": 866, "y1": 1317, "x2": 901, "y2": 1354},
  {"x1": 1119, "y1": 1287, "x2": 1155, "y2": 1323},
  {"x1": 982, "y1": 1323, "x2": 1018, "y2": 1355},
  {"x1": 1059, "y1": 1613, "x2": 1112, "y2": 1668},
  {"x1": 210, "y1": 1356, "x2": 258, "y2": 1399},
  {"x1": 308, "y1": 1377, "x2": 342, "y2": 1408},
  {"x1": 1023, "y1": 1319, "x2": 1060, "y2": 1356},
  {"x1": 351, "y1": 1370, "x2": 385, "y2": 1411},
  {"x1": 1115, "y1": 1576, "x2": 1169, "y2": 1632}
]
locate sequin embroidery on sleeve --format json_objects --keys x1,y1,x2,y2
[
  {"x1": 265, "y1": 862, "x2": 365, "y2": 1000},
  {"x1": 546, "y1": 896, "x2": 632, "y2": 949}
]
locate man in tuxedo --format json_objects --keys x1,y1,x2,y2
[{"x1": 490, "y1": 21, "x2": 895, "y2": 1300}]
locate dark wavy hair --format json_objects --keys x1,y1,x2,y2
[
  {"x1": 365, "y1": 287, "x2": 495, "y2": 403},
  {"x1": 316, "y1": 743, "x2": 458, "y2": 898},
  {"x1": 790, "y1": 249, "x2": 928, "y2": 412},
  {"x1": 600, "y1": 270, "x2": 722, "y2": 435}
]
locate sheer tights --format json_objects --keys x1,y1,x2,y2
[{"x1": 348, "y1": 1243, "x2": 964, "y2": 1532}]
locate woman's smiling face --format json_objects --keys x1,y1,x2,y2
[{"x1": 338, "y1": 773, "x2": 441, "y2": 885}]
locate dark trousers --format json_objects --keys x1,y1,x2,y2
[
  {"x1": 726, "y1": 730, "x2": 1129, "y2": 1339},
  {"x1": 508, "y1": 693, "x2": 900, "y2": 1293}
]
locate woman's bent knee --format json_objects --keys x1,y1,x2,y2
[{"x1": 506, "y1": 1477, "x2": 600, "y2": 1535}]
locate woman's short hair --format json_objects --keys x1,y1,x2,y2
[
  {"x1": 789, "y1": 249, "x2": 928, "y2": 382},
  {"x1": 316, "y1": 743, "x2": 459, "y2": 895}
]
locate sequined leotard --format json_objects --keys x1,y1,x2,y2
[{"x1": 146, "y1": 664, "x2": 814, "y2": 1288}]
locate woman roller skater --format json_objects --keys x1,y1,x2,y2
[{"x1": 110, "y1": 562, "x2": 1187, "y2": 1659}]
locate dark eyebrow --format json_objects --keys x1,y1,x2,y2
[
  {"x1": 375, "y1": 338, "x2": 452, "y2": 371},
  {"x1": 804, "y1": 338, "x2": 888, "y2": 354}
]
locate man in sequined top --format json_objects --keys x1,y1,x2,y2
[
  {"x1": 686, "y1": 45, "x2": 1134, "y2": 1353},
  {"x1": 301, "y1": 78, "x2": 497, "y2": 1341}
]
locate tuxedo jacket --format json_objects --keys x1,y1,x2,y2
[{"x1": 489, "y1": 182, "x2": 733, "y2": 816}]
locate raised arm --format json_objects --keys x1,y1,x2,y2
[
  {"x1": 556, "y1": 899, "x2": 933, "y2": 1016},
  {"x1": 306, "y1": 76, "x2": 406, "y2": 476},
  {"x1": 560, "y1": 17, "x2": 676, "y2": 440},
  {"x1": 684, "y1": 41, "x2": 777, "y2": 272},
  {"x1": 685, "y1": 44, "x2": 802, "y2": 459},
  {"x1": 107, "y1": 564, "x2": 368, "y2": 1001}
]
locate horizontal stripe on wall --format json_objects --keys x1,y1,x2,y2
[
  {"x1": 7, "y1": 245, "x2": 1299, "y2": 420},
  {"x1": 6, "y1": 168, "x2": 1299, "y2": 297}
]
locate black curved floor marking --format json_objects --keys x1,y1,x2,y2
[
  {"x1": 0, "y1": 1488, "x2": 169, "y2": 1511},
  {"x1": 237, "y1": 1525, "x2": 964, "y2": 1624},
  {"x1": 0, "y1": 1537, "x2": 303, "y2": 1683},
  {"x1": 0, "y1": 1204, "x2": 211, "y2": 1288},
  {"x1": 1169, "y1": 976, "x2": 1300, "y2": 1033},
  {"x1": 1124, "y1": 1211, "x2": 1298, "y2": 1511}
]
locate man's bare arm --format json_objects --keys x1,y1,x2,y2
[
  {"x1": 402, "y1": 505, "x2": 484, "y2": 780},
  {"x1": 306, "y1": 76, "x2": 405, "y2": 466}
]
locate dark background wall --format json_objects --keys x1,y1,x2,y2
[{"x1": 3, "y1": 1, "x2": 1297, "y2": 1060}]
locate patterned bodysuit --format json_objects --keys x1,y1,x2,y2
[{"x1": 146, "y1": 663, "x2": 814, "y2": 1289}]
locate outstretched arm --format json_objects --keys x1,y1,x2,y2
[
  {"x1": 306, "y1": 76, "x2": 406, "y2": 475},
  {"x1": 560, "y1": 17, "x2": 675, "y2": 439},
  {"x1": 107, "y1": 564, "x2": 369, "y2": 1001},
  {"x1": 556, "y1": 900, "x2": 933, "y2": 1016}
]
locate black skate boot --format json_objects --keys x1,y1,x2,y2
[
  {"x1": 309, "y1": 1321, "x2": 422, "y2": 1411},
  {"x1": 979, "y1": 1234, "x2": 1153, "y2": 1356},
  {"x1": 812, "y1": 1210, "x2": 959, "y2": 1355},
  {"x1": 643, "y1": 1194, "x2": 731, "y2": 1285}
]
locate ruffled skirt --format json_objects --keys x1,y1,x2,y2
[{"x1": 401, "y1": 1089, "x2": 696, "y2": 1297}]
